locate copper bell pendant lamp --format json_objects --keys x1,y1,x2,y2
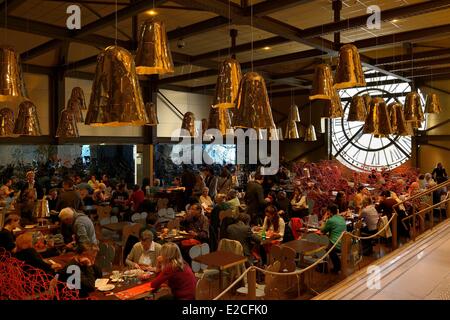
[
  {"x1": 233, "y1": 72, "x2": 277, "y2": 131},
  {"x1": 404, "y1": 92, "x2": 424, "y2": 129},
  {"x1": 284, "y1": 104, "x2": 301, "y2": 139},
  {"x1": 135, "y1": 19, "x2": 174, "y2": 75},
  {"x1": 213, "y1": 58, "x2": 242, "y2": 109},
  {"x1": 322, "y1": 88, "x2": 343, "y2": 118},
  {"x1": 13, "y1": 100, "x2": 42, "y2": 136},
  {"x1": 363, "y1": 97, "x2": 392, "y2": 137},
  {"x1": 145, "y1": 102, "x2": 159, "y2": 126},
  {"x1": 425, "y1": 93, "x2": 441, "y2": 114},
  {"x1": 56, "y1": 109, "x2": 79, "y2": 138},
  {"x1": 304, "y1": 125, "x2": 317, "y2": 142},
  {"x1": 69, "y1": 87, "x2": 87, "y2": 110},
  {"x1": 0, "y1": 46, "x2": 27, "y2": 101},
  {"x1": 181, "y1": 111, "x2": 196, "y2": 136},
  {"x1": 347, "y1": 95, "x2": 367, "y2": 122},
  {"x1": 85, "y1": 46, "x2": 148, "y2": 126},
  {"x1": 388, "y1": 102, "x2": 412, "y2": 136},
  {"x1": 257, "y1": 127, "x2": 280, "y2": 141},
  {"x1": 334, "y1": 44, "x2": 366, "y2": 89},
  {"x1": 208, "y1": 106, "x2": 233, "y2": 135},
  {"x1": 0, "y1": 107, "x2": 15, "y2": 136},
  {"x1": 66, "y1": 97, "x2": 84, "y2": 123},
  {"x1": 309, "y1": 64, "x2": 334, "y2": 100}
]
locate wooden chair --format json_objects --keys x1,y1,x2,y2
[
  {"x1": 217, "y1": 238, "x2": 246, "y2": 287},
  {"x1": 96, "y1": 206, "x2": 111, "y2": 221},
  {"x1": 195, "y1": 277, "x2": 214, "y2": 300},
  {"x1": 237, "y1": 260, "x2": 281, "y2": 299},
  {"x1": 116, "y1": 223, "x2": 141, "y2": 266}
]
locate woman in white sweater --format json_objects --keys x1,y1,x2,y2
[
  {"x1": 262, "y1": 205, "x2": 285, "y2": 240},
  {"x1": 126, "y1": 230, "x2": 161, "y2": 271}
]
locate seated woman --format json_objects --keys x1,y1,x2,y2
[
  {"x1": 0, "y1": 178, "x2": 15, "y2": 201},
  {"x1": 126, "y1": 230, "x2": 162, "y2": 271},
  {"x1": 0, "y1": 214, "x2": 20, "y2": 252},
  {"x1": 335, "y1": 191, "x2": 349, "y2": 213},
  {"x1": 262, "y1": 205, "x2": 285, "y2": 241},
  {"x1": 14, "y1": 233, "x2": 61, "y2": 275},
  {"x1": 151, "y1": 242, "x2": 196, "y2": 300},
  {"x1": 290, "y1": 186, "x2": 308, "y2": 218},
  {"x1": 92, "y1": 183, "x2": 108, "y2": 204},
  {"x1": 58, "y1": 243, "x2": 102, "y2": 298},
  {"x1": 199, "y1": 187, "x2": 214, "y2": 213}
]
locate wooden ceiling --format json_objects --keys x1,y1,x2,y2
[{"x1": 2, "y1": 0, "x2": 450, "y2": 96}]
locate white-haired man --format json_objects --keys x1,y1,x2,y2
[{"x1": 59, "y1": 207, "x2": 97, "y2": 248}]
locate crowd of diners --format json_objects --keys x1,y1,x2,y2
[{"x1": 0, "y1": 160, "x2": 448, "y2": 300}]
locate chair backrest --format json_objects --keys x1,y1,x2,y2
[
  {"x1": 131, "y1": 213, "x2": 141, "y2": 222},
  {"x1": 264, "y1": 261, "x2": 281, "y2": 299},
  {"x1": 218, "y1": 238, "x2": 244, "y2": 256},
  {"x1": 195, "y1": 277, "x2": 212, "y2": 300},
  {"x1": 122, "y1": 223, "x2": 141, "y2": 244},
  {"x1": 140, "y1": 212, "x2": 148, "y2": 220},
  {"x1": 110, "y1": 216, "x2": 119, "y2": 224},
  {"x1": 96, "y1": 206, "x2": 110, "y2": 220},
  {"x1": 189, "y1": 244, "x2": 209, "y2": 272},
  {"x1": 279, "y1": 246, "x2": 296, "y2": 272},
  {"x1": 269, "y1": 245, "x2": 282, "y2": 265}
]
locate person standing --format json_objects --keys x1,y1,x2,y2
[
  {"x1": 203, "y1": 167, "x2": 218, "y2": 200},
  {"x1": 217, "y1": 167, "x2": 232, "y2": 195},
  {"x1": 58, "y1": 207, "x2": 98, "y2": 248},
  {"x1": 181, "y1": 165, "x2": 196, "y2": 206},
  {"x1": 56, "y1": 178, "x2": 82, "y2": 211},
  {"x1": 432, "y1": 162, "x2": 448, "y2": 184},
  {"x1": 245, "y1": 173, "x2": 268, "y2": 225},
  {"x1": 19, "y1": 171, "x2": 44, "y2": 225}
]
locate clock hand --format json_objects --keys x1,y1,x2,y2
[
  {"x1": 334, "y1": 126, "x2": 364, "y2": 158},
  {"x1": 386, "y1": 137, "x2": 410, "y2": 158}
]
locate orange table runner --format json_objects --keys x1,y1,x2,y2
[{"x1": 115, "y1": 283, "x2": 153, "y2": 300}]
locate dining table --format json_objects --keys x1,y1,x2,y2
[{"x1": 193, "y1": 250, "x2": 247, "y2": 290}]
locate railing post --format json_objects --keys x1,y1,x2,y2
[
  {"x1": 340, "y1": 232, "x2": 350, "y2": 278},
  {"x1": 247, "y1": 268, "x2": 256, "y2": 300},
  {"x1": 392, "y1": 212, "x2": 398, "y2": 250},
  {"x1": 412, "y1": 207, "x2": 416, "y2": 241}
]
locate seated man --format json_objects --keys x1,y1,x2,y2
[
  {"x1": 226, "y1": 213, "x2": 260, "y2": 265},
  {"x1": 58, "y1": 243, "x2": 102, "y2": 298},
  {"x1": 180, "y1": 203, "x2": 209, "y2": 243},
  {"x1": 126, "y1": 230, "x2": 161, "y2": 271},
  {"x1": 320, "y1": 204, "x2": 346, "y2": 273},
  {"x1": 59, "y1": 207, "x2": 98, "y2": 249},
  {"x1": 56, "y1": 178, "x2": 82, "y2": 212},
  {"x1": 359, "y1": 197, "x2": 380, "y2": 255},
  {"x1": 0, "y1": 214, "x2": 20, "y2": 252}
]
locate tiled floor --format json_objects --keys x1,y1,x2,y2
[{"x1": 315, "y1": 219, "x2": 450, "y2": 300}]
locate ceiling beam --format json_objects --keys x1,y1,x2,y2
[
  {"x1": 299, "y1": 0, "x2": 450, "y2": 38},
  {"x1": 375, "y1": 48, "x2": 450, "y2": 66},
  {"x1": 246, "y1": 0, "x2": 315, "y2": 17},
  {"x1": 385, "y1": 57, "x2": 450, "y2": 72},
  {"x1": 167, "y1": 16, "x2": 229, "y2": 40},
  {"x1": 0, "y1": 0, "x2": 27, "y2": 15}
]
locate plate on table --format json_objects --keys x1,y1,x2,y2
[
  {"x1": 123, "y1": 269, "x2": 144, "y2": 278},
  {"x1": 178, "y1": 231, "x2": 189, "y2": 235},
  {"x1": 98, "y1": 284, "x2": 115, "y2": 292},
  {"x1": 24, "y1": 225, "x2": 37, "y2": 229}
]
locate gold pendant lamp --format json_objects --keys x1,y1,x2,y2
[
  {"x1": 213, "y1": 58, "x2": 242, "y2": 109},
  {"x1": 309, "y1": 64, "x2": 334, "y2": 100},
  {"x1": 424, "y1": 93, "x2": 441, "y2": 114},
  {"x1": 85, "y1": 46, "x2": 148, "y2": 126},
  {"x1": 208, "y1": 106, "x2": 233, "y2": 135},
  {"x1": 404, "y1": 92, "x2": 424, "y2": 123},
  {"x1": 233, "y1": 72, "x2": 277, "y2": 130},
  {"x1": 0, "y1": 107, "x2": 15, "y2": 137},
  {"x1": 284, "y1": 104, "x2": 301, "y2": 139},
  {"x1": 363, "y1": 97, "x2": 392, "y2": 137},
  {"x1": 304, "y1": 125, "x2": 317, "y2": 142},
  {"x1": 56, "y1": 109, "x2": 79, "y2": 138},
  {"x1": 388, "y1": 102, "x2": 412, "y2": 136},
  {"x1": 334, "y1": 44, "x2": 366, "y2": 89},
  {"x1": 181, "y1": 111, "x2": 196, "y2": 136},
  {"x1": 145, "y1": 102, "x2": 159, "y2": 126},
  {"x1": 322, "y1": 88, "x2": 343, "y2": 118},
  {"x1": 347, "y1": 95, "x2": 367, "y2": 122},
  {"x1": 0, "y1": 46, "x2": 27, "y2": 101},
  {"x1": 66, "y1": 97, "x2": 84, "y2": 123},
  {"x1": 289, "y1": 104, "x2": 301, "y2": 122},
  {"x1": 69, "y1": 87, "x2": 87, "y2": 110},
  {"x1": 135, "y1": 19, "x2": 174, "y2": 75},
  {"x1": 13, "y1": 100, "x2": 42, "y2": 136}
]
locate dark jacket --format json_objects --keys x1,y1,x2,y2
[
  {"x1": 56, "y1": 189, "x2": 82, "y2": 211},
  {"x1": 0, "y1": 228, "x2": 15, "y2": 251},
  {"x1": 245, "y1": 181, "x2": 266, "y2": 221},
  {"x1": 226, "y1": 221, "x2": 260, "y2": 257},
  {"x1": 20, "y1": 181, "x2": 44, "y2": 200},
  {"x1": 15, "y1": 248, "x2": 54, "y2": 275}
]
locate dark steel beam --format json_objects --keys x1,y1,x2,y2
[
  {"x1": 20, "y1": 39, "x2": 64, "y2": 62},
  {"x1": 375, "y1": 48, "x2": 450, "y2": 66},
  {"x1": 386, "y1": 57, "x2": 450, "y2": 72},
  {"x1": 167, "y1": 16, "x2": 229, "y2": 40},
  {"x1": 21, "y1": 64, "x2": 53, "y2": 75},
  {"x1": 0, "y1": 0, "x2": 27, "y2": 15},
  {"x1": 246, "y1": 0, "x2": 315, "y2": 17},
  {"x1": 299, "y1": 0, "x2": 450, "y2": 39}
]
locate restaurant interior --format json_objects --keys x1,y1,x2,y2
[{"x1": 0, "y1": 0, "x2": 449, "y2": 301}]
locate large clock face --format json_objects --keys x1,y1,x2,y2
[{"x1": 331, "y1": 83, "x2": 426, "y2": 172}]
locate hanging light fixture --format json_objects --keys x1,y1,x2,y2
[
  {"x1": 13, "y1": 100, "x2": 42, "y2": 136},
  {"x1": 135, "y1": 19, "x2": 174, "y2": 75},
  {"x1": 208, "y1": 106, "x2": 233, "y2": 135},
  {"x1": 213, "y1": 58, "x2": 242, "y2": 109},
  {"x1": 322, "y1": 88, "x2": 343, "y2": 118},
  {"x1": 233, "y1": 72, "x2": 277, "y2": 130},
  {"x1": 66, "y1": 97, "x2": 84, "y2": 123},
  {"x1": 309, "y1": 64, "x2": 334, "y2": 100},
  {"x1": 85, "y1": 46, "x2": 148, "y2": 126},
  {"x1": 69, "y1": 87, "x2": 87, "y2": 110},
  {"x1": 0, "y1": 46, "x2": 27, "y2": 101},
  {"x1": 404, "y1": 92, "x2": 424, "y2": 124},
  {"x1": 334, "y1": 44, "x2": 366, "y2": 89},
  {"x1": 284, "y1": 119, "x2": 299, "y2": 139},
  {"x1": 289, "y1": 104, "x2": 301, "y2": 122},
  {"x1": 145, "y1": 102, "x2": 158, "y2": 126},
  {"x1": 363, "y1": 97, "x2": 392, "y2": 137},
  {"x1": 305, "y1": 102, "x2": 317, "y2": 142},
  {"x1": 0, "y1": 107, "x2": 15, "y2": 137},
  {"x1": 181, "y1": 111, "x2": 196, "y2": 136},
  {"x1": 347, "y1": 95, "x2": 367, "y2": 122},
  {"x1": 56, "y1": 109, "x2": 79, "y2": 138},
  {"x1": 388, "y1": 102, "x2": 412, "y2": 136},
  {"x1": 424, "y1": 93, "x2": 441, "y2": 114}
]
